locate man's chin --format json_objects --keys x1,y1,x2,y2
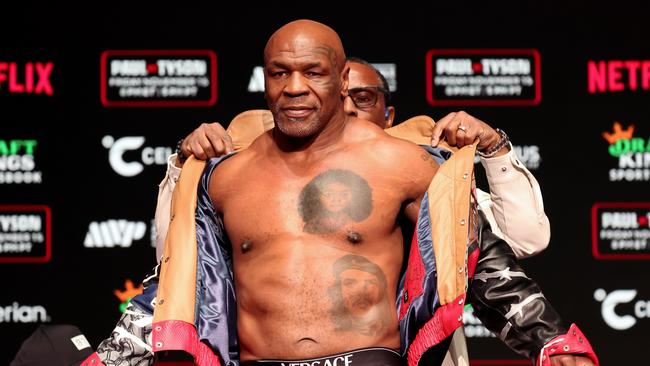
[{"x1": 276, "y1": 120, "x2": 319, "y2": 138}]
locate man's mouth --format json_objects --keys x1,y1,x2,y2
[{"x1": 282, "y1": 106, "x2": 313, "y2": 118}]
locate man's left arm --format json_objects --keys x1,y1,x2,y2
[
  {"x1": 479, "y1": 143, "x2": 550, "y2": 258},
  {"x1": 431, "y1": 111, "x2": 551, "y2": 258},
  {"x1": 468, "y1": 212, "x2": 598, "y2": 366}
]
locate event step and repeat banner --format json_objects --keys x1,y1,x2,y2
[{"x1": 1, "y1": 5, "x2": 647, "y2": 365}]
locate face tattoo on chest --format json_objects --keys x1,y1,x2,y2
[{"x1": 298, "y1": 169, "x2": 373, "y2": 235}]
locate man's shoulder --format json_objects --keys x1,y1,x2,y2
[
  {"x1": 348, "y1": 118, "x2": 424, "y2": 153},
  {"x1": 353, "y1": 125, "x2": 430, "y2": 167}
]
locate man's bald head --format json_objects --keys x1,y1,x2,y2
[{"x1": 264, "y1": 19, "x2": 346, "y2": 72}]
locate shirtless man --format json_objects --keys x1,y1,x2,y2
[
  {"x1": 87, "y1": 20, "x2": 597, "y2": 366},
  {"x1": 210, "y1": 22, "x2": 431, "y2": 357}
]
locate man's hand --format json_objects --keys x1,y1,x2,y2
[
  {"x1": 549, "y1": 354, "x2": 596, "y2": 366},
  {"x1": 178, "y1": 122, "x2": 233, "y2": 164},
  {"x1": 430, "y1": 111, "x2": 508, "y2": 156}
]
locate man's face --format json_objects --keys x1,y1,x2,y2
[
  {"x1": 340, "y1": 268, "x2": 381, "y2": 317},
  {"x1": 264, "y1": 35, "x2": 346, "y2": 138},
  {"x1": 343, "y1": 62, "x2": 394, "y2": 128},
  {"x1": 319, "y1": 181, "x2": 352, "y2": 213}
]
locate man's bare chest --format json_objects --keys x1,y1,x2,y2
[{"x1": 218, "y1": 165, "x2": 404, "y2": 244}]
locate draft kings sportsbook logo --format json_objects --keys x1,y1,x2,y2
[
  {"x1": 603, "y1": 122, "x2": 650, "y2": 182},
  {"x1": 101, "y1": 50, "x2": 217, "y2": 107},
  {"x1": 426, "y1": 49, "x2": 541, "y2": 106},
  {"x1": 114, "y1": 279, "x2": 143, "y2": 313}
]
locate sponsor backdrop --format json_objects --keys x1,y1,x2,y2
[{"x1": 1, "y1": 4, "x2": 647, "y2": 365}]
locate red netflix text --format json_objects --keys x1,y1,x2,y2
[{"x1": 0, "y1": 62, "x2": 54, "y2": 95}]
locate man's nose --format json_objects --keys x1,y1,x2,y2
[
  {"x1": 343, "y1": 96, "x2": 358, "y2": 116},
  {"x1": 284, "y1": 72, "x2": 309, "y2": 96}
]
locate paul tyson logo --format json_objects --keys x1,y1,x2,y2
[
  {"x1": 102, "y1": 136, "x2": 172, "y2": 177},
  {"x1": 0, "y1": 302, "x2": 50, "y2": 323},
  {"x1": 603, "y1": 122, "x2": 650, "y2": 182},
  {"x1": 114, "y1": 279, "x2": 143, "y2": 313},
  {"x1": 0, "y1": 205, "x2": 51, "y2": 263},
  {"x1": 426, "y1": 49, "x2": 541, "y2": 106},
  {"x1": 101, "y1": 50, "x2": 217, "y2": 107},
  {"x1": 594, "y1": 288, "x2": 650, "y2": 330},
  {"x1": 592, "y1": 202, "x2": 650, "y2": 260}
]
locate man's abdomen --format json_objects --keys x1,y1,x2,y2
[{"x1": 234, "y1": 239, "x2": 401, "y2": 361}]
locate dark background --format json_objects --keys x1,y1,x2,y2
[{"x1": 1, "y1": 2, "x2": 648, "y2": 364}]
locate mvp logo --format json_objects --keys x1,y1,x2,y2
[{"x1": 84, "y1": 220, "x2": 147, "y2": 248}]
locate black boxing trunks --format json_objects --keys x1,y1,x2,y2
[{"x1": 241, "y1": 347, "x2": 403, "y2": 366}]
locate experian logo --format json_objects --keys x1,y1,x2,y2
[
  {"x1": 0, "y1": 302, "x2": 50, "y2": 323},
  {"x1": 594, "y1": 288, "x2": 650, "y2": 330},
  {"x1": 102, "y1": 136, "x2": 171, "y2": 177}
]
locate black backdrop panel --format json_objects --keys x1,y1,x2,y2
[{"x1": 1, "y1": 4, "x2": 648, "y2": 365}]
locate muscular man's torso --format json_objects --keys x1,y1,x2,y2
[{"x1": 209, "y1": 119, "x2": 437, "y2": 360}]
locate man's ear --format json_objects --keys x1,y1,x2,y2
[
  {"x1": 384, "y1": 106, "x2": 396, "y2": 128},
  {"x1": 340, "y1": 61, "x2": 350, "y2": 99}
]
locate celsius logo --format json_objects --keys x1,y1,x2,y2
[
  {"x1": 0, "y1": 302, "x2": 50, "y2": 323},
  {"x1": 588, "y1": 60, "x2": 650, "y2": 93},
  {"x1": 102, "y1": 136, "x2": 171, "y2": 177},
  {"x1": 594, "y1": 288, "x2": 650, "y2": 330},
  {"x1": 603, "y1": 122, "x2": 650, "y2": 181},
  {"x1": 114, "y1": 279, "x2": 143, "y2": 313},
  {"x1": 0, "y1": 139, "x2": 42, "y2": 184},
  {"x1": 0, "y1": 62, "x2": 54, "y2": 95},
  {"x1": 248, "y1": 63, "x2": 398, "y2": 93},
  {"x1": 84, "y1": 220, "x2": 147, "y2": 248}
]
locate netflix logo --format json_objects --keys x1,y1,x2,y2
[
  {"x1": 0, "y1": 62, "x2": 54, "y2": 96},
  {"x1": 588, "y1": 60, "x2": 650, "y2": 94}
]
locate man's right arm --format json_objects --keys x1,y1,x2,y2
[{"x1": 154, "y1": 122, "x2": 232, "y2": 261}]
